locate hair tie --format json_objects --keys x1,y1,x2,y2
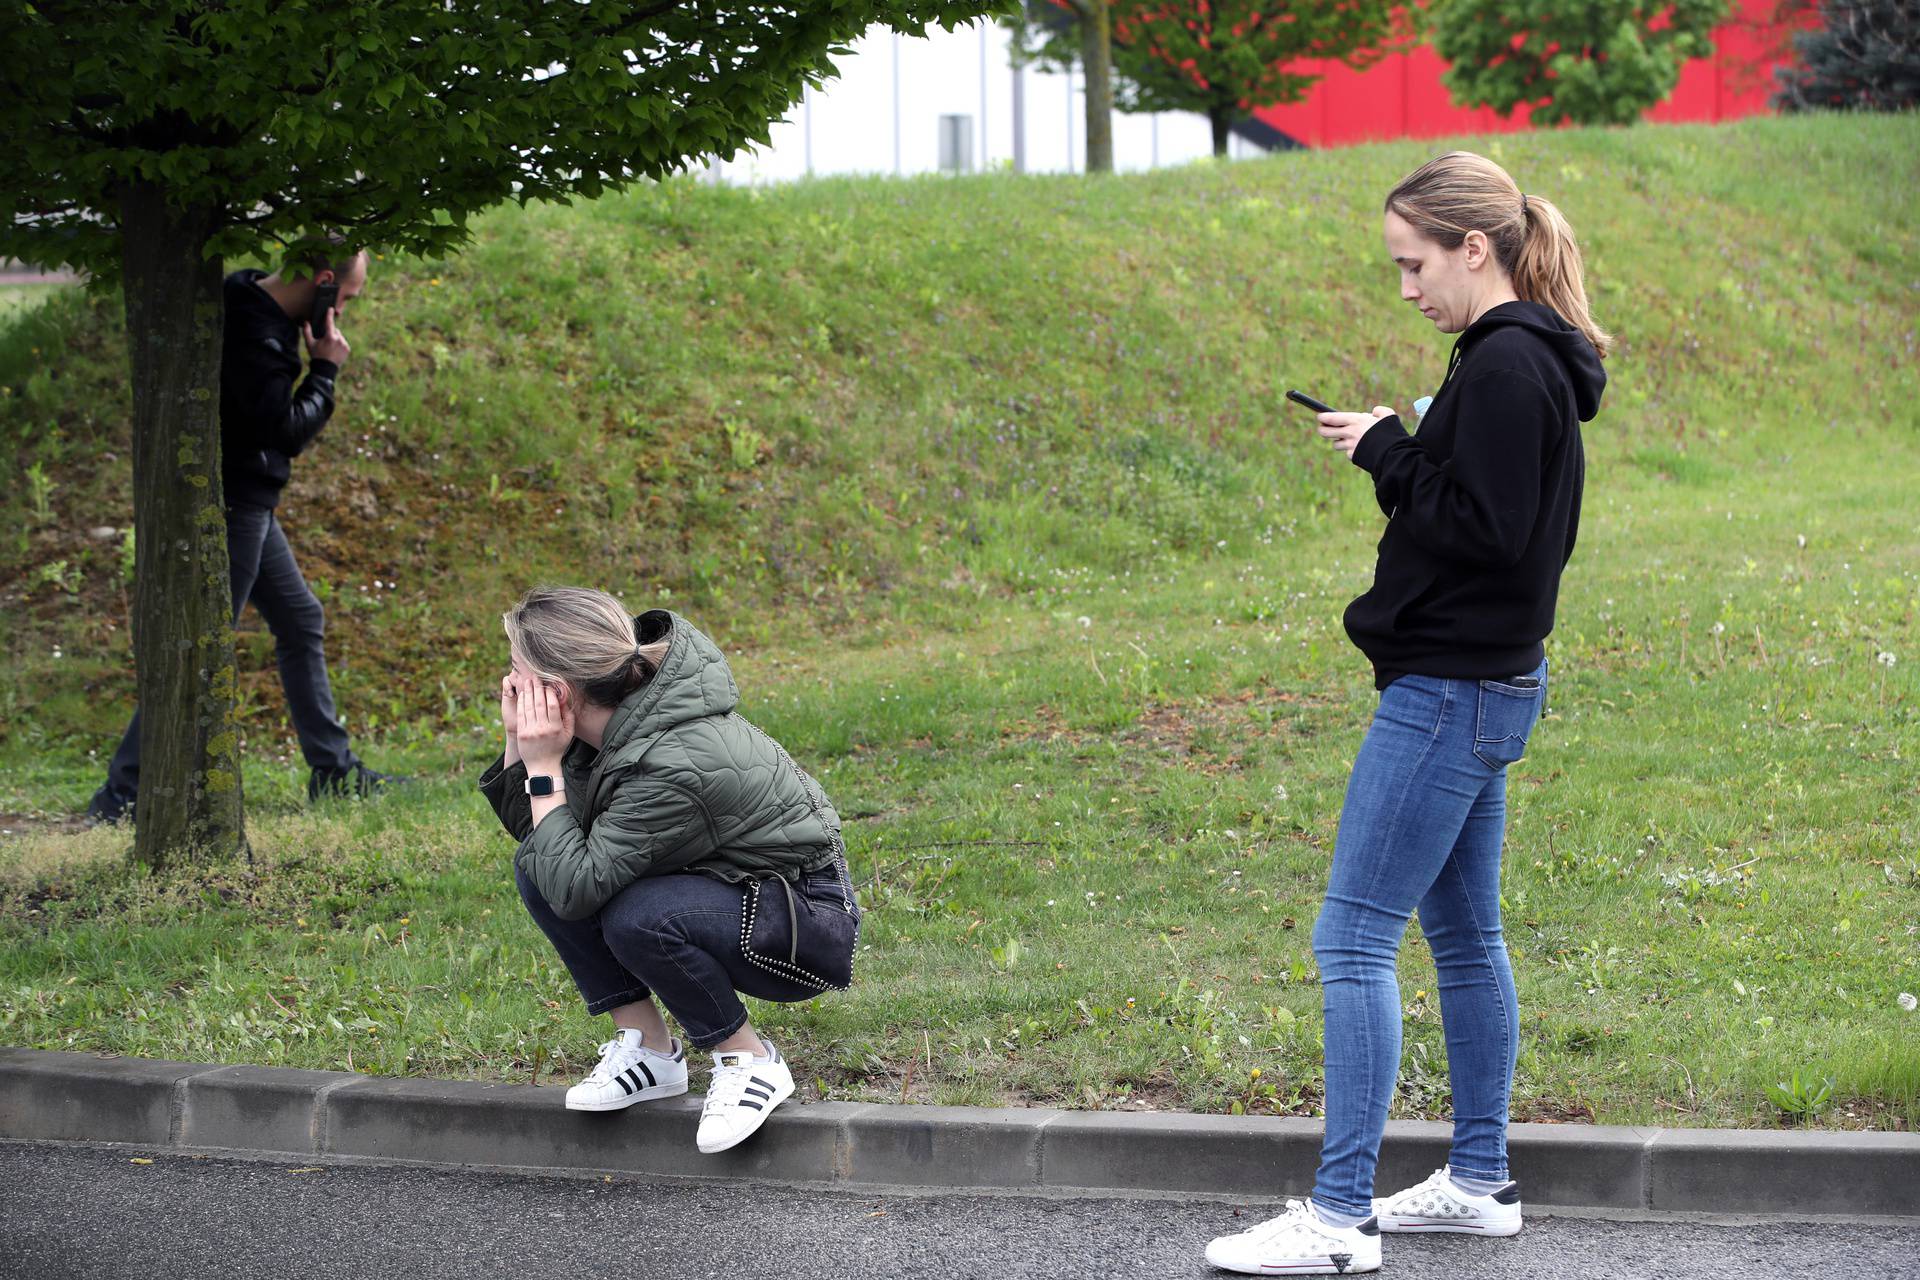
[{"x1": 1520, "y1": 193, "x2": 1530, "y2": 216}]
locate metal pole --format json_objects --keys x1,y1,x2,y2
[
  {"x1": 1066, "y1": 64, "x2": 1075, "y2": 174},
  {"x1": 1011, "y1": 51, "x2": 1025, "y2": 174},
  {"x1": 979, "y1": 23, "x2": 989, "y2": 171},
  {"x1": 892, "y1": 33, "x2": 903, "y2": 176},
  {"x1": 803, "y1": 84, "x2": 813, "y2": 176}
]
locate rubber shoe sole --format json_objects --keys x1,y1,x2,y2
[
  {"x1": 565, "y1": 1077, "x2": 688, "y2": 1112},
  {"x1": 1375, "y1": 1213, "x2": 1521, "y2": 1236}
]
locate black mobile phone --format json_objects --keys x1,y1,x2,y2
[
  {"x1": 1286, "y1": 389, "x2": 1334, "y2": 415},
  {"x1": 309, "y1": 282, "x2": 339, "y2": 337}
]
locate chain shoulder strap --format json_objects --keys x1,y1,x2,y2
[{"x1": 735, "y1": 713, "x2": 854, "y2": 912}]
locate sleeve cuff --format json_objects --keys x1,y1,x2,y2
[
  {"x1": 1350, "y1": 414, "x2": 1407, "y2": 475},
  {"x1": 306, "y1": 358, "x2": 339, "y2": 381},
  {"x1": 478, "y1": 754, "x2": 526, "y2": 793}
]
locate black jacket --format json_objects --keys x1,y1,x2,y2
[
  {"x1": 1344, "y1": 300, "x2": 1605, "y2": 688},
  {"x1": 219, "y1": 268, "x2": 338, "y2": 509}
]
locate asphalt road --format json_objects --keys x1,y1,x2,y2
[{"x1": 4, "y1": 1141, "x2": 1917, "y2": 1280}]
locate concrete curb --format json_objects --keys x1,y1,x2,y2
[{"x1": 4, "y1": 1048, "x2": 1916, "y2": 1217}]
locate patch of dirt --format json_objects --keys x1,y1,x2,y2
[
  {"x1": 1001, "y1": 684, "x2": 1343, "y2": 776},
  {"x1": 1511, "y1": 1098, "x2": 1597, "y2": 1124}
]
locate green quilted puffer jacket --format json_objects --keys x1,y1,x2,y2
[{"x1": 479, "y1": 609, "x2": 842, "y2": 921}]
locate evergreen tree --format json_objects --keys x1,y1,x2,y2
[{"x1": 1774, "y1": 0, "x2": 1920, "y2": 110}]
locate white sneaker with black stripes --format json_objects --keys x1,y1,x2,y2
[
  {"x1": 696, "y1": 1039, "x2": 795, "y2": 1154},
  {"x1": 564, "y1": 1029, "x2": 688, "y2": 1112}
]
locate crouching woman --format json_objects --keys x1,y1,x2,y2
[{"x1": 479, "y1": 587, "x2": 858, "y2": 1154}]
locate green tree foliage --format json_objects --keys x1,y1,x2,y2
[
  {"x1": 1109, "y1": 1, "x2": 1403, "y2": 156},
  {"x1": 1428, "y1": 0, "x2": 1732, "y2": 125},
  {"x1": 1774, "y1": 0, "x2": 1920, "y2": 110},
  {"x1": 0, "y1": 0, "x2": 1001, "y2": 868}
]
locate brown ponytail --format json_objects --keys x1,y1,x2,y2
[{"x1": 1385, "y1": 151, "x2": 1613, "y2": 358}]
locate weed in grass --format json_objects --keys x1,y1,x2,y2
[{"x1": 1766, "y1": 1069, "x2": 1836, "y2": 1124}]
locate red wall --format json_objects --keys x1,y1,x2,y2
[{"x1": 1254, "y1": 0, "x2": 1794, "y2": 147}]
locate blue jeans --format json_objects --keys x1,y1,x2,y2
[
  {"x1": 517, "y1": 864, "x2": 841, "y2": 1049},
  {"x1": 1311, "y1": 660, "x2": 1548, "y2": 1218},
  {"x1": 106, "y1": 503, "x2": 356, "y2": 795}
]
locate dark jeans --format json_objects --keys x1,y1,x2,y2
[
  {"x1": 517, "y1": 864, "x2": 835, "y2": 1049},
  {"x1": 106, "y1": 503, "x2": 356, "y2": 796}
]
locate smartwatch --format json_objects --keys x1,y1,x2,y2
[{"x1": 524, "y1": 774, "x2": 562, "y2": 798}]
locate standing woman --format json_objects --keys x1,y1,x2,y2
[
  {"x1": 480, "y1": 588, "x2": 858, "y2": 1155},
  {"x1": 1206, "y1": 152, "x2": 1608, "y2": 1276}
]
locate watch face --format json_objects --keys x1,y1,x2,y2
[{"x1": 527, "y1": 775, "x2": 556, "y2": 797}]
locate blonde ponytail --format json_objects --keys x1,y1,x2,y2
[
  {"x1": 1512, "y1": 193, "x2": 1612, "y2": 358},
  {"x1": 1385, "y1": 151, "x2": 1613, "y2": 358},
  {"x1": 503, "y1": 586, "x2": 672, "y2": 708}
]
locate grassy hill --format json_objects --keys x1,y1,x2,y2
[{"x1": 1, "y1": 115, "x2": 1915, "y2": 1128}]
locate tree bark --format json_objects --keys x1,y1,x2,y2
[
  {"x1": 1209, "y1": 107, "x2": 1231, "y2": 158},
  {"x1": 119, "y1": 182, "x2": 248, "y2": 869},
  {"x1": 1079, "y1": 2, "x2": 1114, "y2": 174}
]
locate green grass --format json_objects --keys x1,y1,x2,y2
[{"x1": 1, "y1": 115, "x2": 1916, "y2": 1129}]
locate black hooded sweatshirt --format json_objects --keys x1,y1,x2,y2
[
  {"x1": 1344, "y1": 300, "x2": 1606, "y2": 689},
  {"x1": 219, "y1": 268, "x2": 339, "y2": 510}
]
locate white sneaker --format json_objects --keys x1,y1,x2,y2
[
  {"x1": 563, "y1": 1030, "x2": 688, "y2": 1112},
  {"x1": 1372, "y1": 1166, "x2": 1523, "y2": 1235},
  {"x1": 696, "y1": 1039, "x2": 794, "y2": 1154},
  {"x1": 1205, "y1": 1200, "x2": 1382, "y2": 1275}
]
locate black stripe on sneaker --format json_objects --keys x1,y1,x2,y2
[
  {"x1": 749, "y1": 1076, "x2": 775, "y2": 1090},
  {"x1": 636, "y1": 1061, "x2": 656, "y2": 1089},
  {"x1": 738, "y1": 1101, "x2": 763, "y2": 1110},
  {"x1": 615, "y1": 1073, "x2": 634, "y2": 1096},
  {"x1": 622, "y1": 1068, "x2": 643, "y2": 1092},
  {"x1": 744, "y1": 1087, "x2": 770, "y2": 1100}
]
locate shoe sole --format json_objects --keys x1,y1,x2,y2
[
  {"x1": 696, "y1": 1077, "x2": 794, "y2": 1153},
  {"x1": 1375, "y1": 1217, "x2": 1521, "y2": 1236},
  {"x1": 564, "y1": 1079, "x2": 688, "y2": 1112},
  {"x1": 1204, "y1": 1252, "x2": 1380, "y2": 1275}
]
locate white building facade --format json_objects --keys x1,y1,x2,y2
[{"x1": 706, "y1": 18, "x2": 1271, "y2": 184}]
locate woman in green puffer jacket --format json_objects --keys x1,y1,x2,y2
[{"x1": 480, "y1": 586, "x2": 858, "y2": 1154}]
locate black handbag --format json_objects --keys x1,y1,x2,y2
[
  {"x1": 742, "y1": 858, "x2": 859, "y2": 993},
  {"x1": 737, "y1": 720, "x2": 860, "y2": 993}
]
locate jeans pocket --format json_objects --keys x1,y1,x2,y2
[{"x1": 1473, "y1": 677, "x2": 1544, "y2": 769}]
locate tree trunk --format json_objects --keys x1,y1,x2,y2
[
  {"x1": 119, "y1": 182, "x2": 248, "y2": 869},
  {"x1": 1079, "y1": 2, "x2": 1114, "y2": 174},
  {"x1": 1210, "y1": 107, "x2": 1231, "y2": 158}
]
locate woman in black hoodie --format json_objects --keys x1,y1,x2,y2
[{"x1": 1206, "y1": 153, "x2": 1609, "y2": 1277}]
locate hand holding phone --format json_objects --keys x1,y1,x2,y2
[{"x1": 309, "y1": 282, "x2": 339, "y2": 337}]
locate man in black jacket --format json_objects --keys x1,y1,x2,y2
[{"x1": 87, "y1": 246, "x2": 403, "y2": 824}]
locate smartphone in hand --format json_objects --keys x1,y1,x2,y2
[
  {"x1": 1286, "y1": 389, "x2": 1335, "y2": 415},
  {"x1": 309, "y1": 281, "x2": 339, "y2": 338}
]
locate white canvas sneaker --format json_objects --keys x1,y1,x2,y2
[
  {"x1": 1205, "y1": 1200, "x2": 1382, "y2": 1275},
  {"x1": 696, "y1": 1039, "x2": 795, "y2": 1154},
  {"x1": 563, "y1": 1030, "x2": 688, "y2": 1112},
  {"x1": 1372, "y1": 1166, "x2": 1523, "y2": 1235}
]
